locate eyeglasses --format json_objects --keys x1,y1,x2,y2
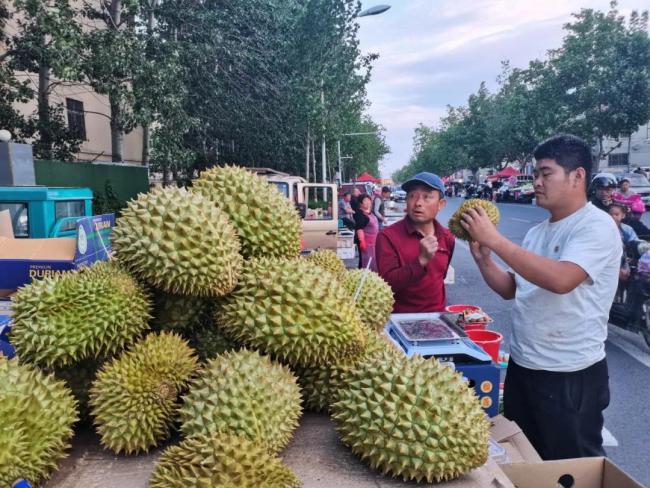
[{"x1": 406, "y1": 191, "x2": 437, "y2": 203}]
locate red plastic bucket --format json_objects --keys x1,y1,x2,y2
[
  {"x1": 462, "y1": 321, "x2": 488, "y2": 332},
  {"x1": 445, "y1": 304, "x2": 481, "y2": 314},
  {"x1": 466, "y1": 330, "x2": 502, "y2": 362}
]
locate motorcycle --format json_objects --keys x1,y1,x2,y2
[{"x1": 609, "y1": 239, "x2": 650, "y2": 347}]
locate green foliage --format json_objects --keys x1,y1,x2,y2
[{"x1": 396, "y1": 2, "x2": 650, "y2": 180}]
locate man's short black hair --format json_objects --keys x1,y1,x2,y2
[
  {"x1": 343, "y1": 191, "x2": 351, "y2": 197},
  {"x1": 381, "y1": 186, "x2": 391, "y2": 193},
  {"x1": 533, "y1": 134, "x2": 592, "y2": 190}
]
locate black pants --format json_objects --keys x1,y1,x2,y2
[{"x1": 503, "y1": 358, "x2": 610, "y2": 460}]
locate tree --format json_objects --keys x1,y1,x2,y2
[
  {"x1": 337, "y1": 114, "x2": 389, "y2": 180},
  {"x1": 3, "y1": 0, "x2": 83, "y2": 160}
]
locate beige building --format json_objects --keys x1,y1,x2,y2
[{"x1": 2, "y1": 1, "x2": 144, "y2": 165}]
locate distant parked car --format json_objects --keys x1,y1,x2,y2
[{"x1": 392, "y1": 189, "x2": 406, "y2": 202}]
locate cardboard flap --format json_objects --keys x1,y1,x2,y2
[
  {"x1": 491, "y1": 415, "x2": 522, "y2": 442},
  {"x1": 0, "y1": 210, "x2": 12, "y2": 238},
  {"x1": 0, "y1": 236, "x2": 76, "y2": 260}
]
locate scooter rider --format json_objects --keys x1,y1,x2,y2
[{"x1": 589, "y1": 173, "x2": 618, "y2": 212}]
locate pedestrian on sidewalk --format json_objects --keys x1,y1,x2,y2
[
  {"x1": 376, "y1": 172, "x2": 454, "y2": 312},
  {"x1": 354, "y1": 194, "x2": 379, "y2": 271},
  {"x1": 461, "y1": 134, "x2": 621, "y2": 461},
  {"x1": 372, "y1": 186, "x2": 391, "y2": 229}
]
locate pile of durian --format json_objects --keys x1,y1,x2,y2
[{"x1": 3, "y1": 166, "x2": 488, "y2": 487}]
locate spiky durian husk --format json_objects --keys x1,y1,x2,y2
[
  {"x1": 148, "y1": 433, "x2": 302, "y2": 488},
  {"x1": 52, "y1": 357, "x2": 107, "y2": 423},
  {"x1": 448, "y1": 199, "x2": 500, "y2": 241},
  {"x1": 293, "y1": 331, "x2": 397, "y2": 412},
  {"x1": 343, "y1": 269, "x2": 394, "y2": 332},
  {"x1": 0, "y1": 357, "x2": 78, "y2": 486},
  {"x1": 215, "y1": 259, "x2": 366, "y2": 368},
  {"x1": 303, "y1": 249, "x2": 347, "y2": 279},
  {"x1": 10, "y1": 261, "x2": 151, "y2": 368},
  {"x1": 89, "y1": 332, "x2": 198, "y2": 454},
  {"x1": 151, "y1": 291, "x2": 212, "y2": 331},
  {"x1": 332, "y1": 352, "x2": 489, "y2": 483},
  {"x1": 184, "y1": 322, "x2": 239, "y2": 362},
  {"x1": 192, "y1": 166, "x2": 301, "y2": 259},
  {"x1": 112, "y1": 186, "x2": 243, "y2": 296},
  {"x1": 179, "y1": 349, "x2": 302, "y2": 454}
]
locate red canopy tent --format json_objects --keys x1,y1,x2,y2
[
  {"x1": 487, "y1": 166, "x2": 521, "y2": 182},
  {"x1": 355, "y1": 172, "x2": 380, "y2": 183}
]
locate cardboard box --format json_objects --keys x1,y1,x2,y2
[
  {"x1": 490, "y1": 415, "x2": 542, "y2": 464},
  {"x1": 0, "y1": 210, "x2": 114, "y2": 289},
  {"x1": 502, "y1": 457, "x2": 644, "y2": 488}
]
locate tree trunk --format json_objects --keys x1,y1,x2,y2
[
  {"x1": 109, "y1": 93, "x2": 123, "y2": 162},
  {"x1": 37, "y1": 35, "x2": 52, "y2": 160},
  {"x1": 141, "y1": 123, "x2": 150, "y2": 165},
  {"x1": 305, "y1": 127, "x2": 310, "y2": 181}
]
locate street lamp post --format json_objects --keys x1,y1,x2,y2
[
  {"x1": 337, "y1": 131, "x2": 381, "y2": 184},
  {"x1": 319, "y1": 4, "x2": 390, "y2": 184}
]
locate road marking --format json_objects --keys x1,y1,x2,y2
[
  {"x1": 602, "y1": 427, "x2": 619, "y2": 447},
  {"x1": 510, "y1": 217, "x2": 532, "y2": 223},
  {"x1": 607, "y1": 325, "x2": 650, "y2": 368}
]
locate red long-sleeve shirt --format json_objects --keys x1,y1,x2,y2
[{"x1": 376, "y1": 217, "x2": 455, "y2": 313}]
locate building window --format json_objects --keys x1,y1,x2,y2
[
  {"x1": 609, "y1": 153, "x2": 628, "y2": 167},
  {"x1": 66, "y1": 98, "x2": 86, "y2": 140}
]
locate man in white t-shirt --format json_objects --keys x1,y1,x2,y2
[{"x1": 460, "y1": 134, "x2": 621, "y2": 461}]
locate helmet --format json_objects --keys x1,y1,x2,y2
[
  {"x1": 591, "y1": 173, "x2": 618, "y2": 189},
  {"x1": 631, "y1": 199, "x2": 646, "y2": 214}
]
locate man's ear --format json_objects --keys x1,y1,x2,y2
[
  {"x1": 438, "y1": 197, "x2": 447, "y2": 210},
  {"x1": 574, "y1": 167, "x2": 586, "y2": 188}
]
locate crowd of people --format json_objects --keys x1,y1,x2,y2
[{"x1": 338, "y1": 186, "x2": 392, "y2": 271}]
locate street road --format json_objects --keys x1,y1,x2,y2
[{"x1": 432, "y1": 198, "x2": 650, "y2": 486}]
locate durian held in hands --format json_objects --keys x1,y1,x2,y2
[{"x1": 448, "y1": 199, "x2": 500, "y2": 241}]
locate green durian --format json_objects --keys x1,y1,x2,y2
[
  {"x1": 303, "y1": 249, "x2": 347, "y2": 279},
  {"x1": 148, "y1": 433, "x2": 301, "y2": 488},
  {"x1": 112, "y1": 186, "x2": 243, "y2": 296},
  {"x1": 192, "y1": 165, "x2": 302, "y2": 259},
  {"x1": 52, "y1": 357, "x2": 108, "y2": 423},
  {"x1": 448, "y1": 198, "x2": 500, "y2": 241},
  {"x1": 151, "y1": 290, "x2": 212, "y2": 331},
  {"x1": 332, "y1": 352, "x2": 489, "y2": 483},
  {"x1": 215, "y1": 258, "x2": 366, "y2": 367},
  {"x1": 0, "y1": 357, "x2": 78, "y2": 486},
  {"x1": 184, "y1": 321, "x2": 239, "y2": 362},
  {"x1": 179, "y1": 349, "x2": 302, "y2": 454},
  {"x1": 293, "y1": 331, "x2": 397, "y2": 413},
  {"x1": 10, "y1": 261, "x2": 151, "y2": 368},
  {"x1": 89, "y1": 332, "x2": 198, "y2": 454},
  {"x1": 343, "y1": 269, "x2": 394, "y2": 332}
]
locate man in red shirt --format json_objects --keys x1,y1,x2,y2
[{"x1": 376, "y1": 172, "x2": 455, "y2": 312}]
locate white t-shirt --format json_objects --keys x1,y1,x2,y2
[{"x1": 510, "y1": 203, "x2": 621, "y2": 372}]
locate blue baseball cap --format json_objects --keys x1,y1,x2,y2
[{"x1": 401, "y1": 172, "x2": 446, "y2": 196}]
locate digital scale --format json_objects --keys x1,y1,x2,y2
[{"x1": 384, "y1": 313, "x2": 500, "y2": 417}]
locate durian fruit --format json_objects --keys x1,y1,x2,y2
[
  {"x1": 304, "y1": 249, "x2": 346, "y2": 279},
  {"x1": 112, "y1": 186, "x2": 243, "y2": 297},
  {"x1": 148, "y1": 433, "x2": 301, "y2": 488},
  {"x1": 10, "y1": 261, "x2": 151, "y2": 368},
  {"x1": 448, "y1": 198, "x2": 500, "y2": 241},
  {"x1": 192, "y1": 165, "x2": 302, "y2": 259},
  {"x1": 52, "y1": 357, "x2": 107, "y2": 423},
  {"x1": 179, "y1": 349, "x2": 302, "y2": 454},
  {"x1": 332, "y1": 352, "x2": 489, "y2": 483},
  {"x1": 293, "y1": 331, "x2": 397, "y2": 413},
  {"x1": 89, "y1": 332, "x2": 198, "y2": 454},
  {"x1": 151, "y1": 291, "x2": 211, "y2": 331},
  {"x1": 215, "y1": 258, "x2": 366, "y2": 367},
  {"x1": 184, "y1": 322, "x2": 239, "y2": 362},
  {"x1": 343, "y1": 269, "x2": 394, "y2": 332},
  {"x1": 0, "y1": 357, "x2": 78, "y2": 486}
]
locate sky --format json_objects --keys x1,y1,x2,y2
[{"x1": 356, "y1": 0, "x2": 649, "y2": 178}]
